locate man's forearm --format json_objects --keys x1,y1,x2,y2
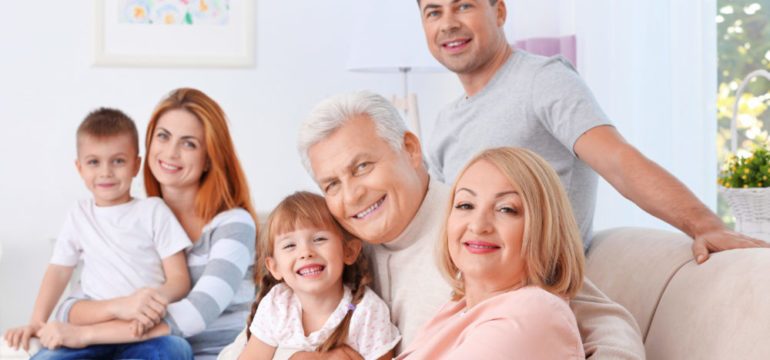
[
  {"x1": 599, "y1": 144, "x2": 721, "y2": 238},
  {"x1": 576, "y1": 126, "x2": 722, "y2": 238},
  {"x1": 578, "y1": 126, "x2": 765, "y2": 262}
]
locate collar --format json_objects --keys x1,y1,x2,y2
[{"x1": 380, "y1": 180, "x2": 450, "y2": 252}]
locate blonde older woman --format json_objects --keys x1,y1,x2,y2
[{"x1": 398, "y1": 147, "x2": 585, "y2": 359}]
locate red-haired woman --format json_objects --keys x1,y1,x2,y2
[{"x1": 37, "y1": 88, "x2": 258, "y2": 359}]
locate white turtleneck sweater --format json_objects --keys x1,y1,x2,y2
[
  {"x1": 367, "y1": 180, "x2": 644, "y2": 359},
  {"x1": 222, "y1": 181, "x2": 644, "y2": 359},
  {"x1": 365, "y1": 180, "x2": 453, "y2": 352}
]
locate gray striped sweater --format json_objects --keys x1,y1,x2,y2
[{"x1": 166, "y1": 208, "x2": 256, "y2": 359}]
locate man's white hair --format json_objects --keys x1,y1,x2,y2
[{"x1": 298, "y1": 91, "x2": 408, "y2": 177}]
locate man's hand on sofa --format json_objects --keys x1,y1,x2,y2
[
  {"x1": 3, "y1": 321, "x2": 43, "y2": 352},
  {"x1": 692, "y1": 227, "x2": 769, "y2": 264}
]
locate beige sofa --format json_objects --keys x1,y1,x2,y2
[
  {"x1": 587, "y1": 227, "x2": 770, "y2": 359},
  {"x1": 4, "y1": 227, "x2": 769, "y2": 359}
]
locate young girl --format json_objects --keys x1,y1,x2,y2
[{"x1": 238, "y1": 192, "x2": 400, "y2": 360}]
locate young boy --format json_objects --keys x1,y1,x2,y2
[{"x1": 3, "y1": 108, "x2": 192, "y2": 355}]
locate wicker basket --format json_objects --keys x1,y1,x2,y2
[
  {"x1": 720, "y1": 187, "x2": 770, "y2": 241},
  {"x1": 720, "y1": 69, "x2": 770, "y2": 241}
]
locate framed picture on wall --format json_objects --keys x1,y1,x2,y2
[{"x1": 94, "y1": 0, "x2": 256, "y2": 67}]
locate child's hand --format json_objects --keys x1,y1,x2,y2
[
  {"x1": 3, "y1": 321, "x2": 43, "y2": 352},
  {"x1": 37, "y1": 322, "x2": 88, "y2": 350},
  {"x1": 114, "y1": 287, "x2": 169, "y2": 329},
  {"x1": 129, "y1": 319, "x2": 148, "y2": 338}
]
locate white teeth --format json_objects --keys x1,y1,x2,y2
[
  {"x1": 160, "y1": 161, "x2": 180, "y2": 170},
  {"x1": 298, "y1": 266, "x2": 323, "y2": 276},
  {"x1": 355, "y1": 197, "x2": 384, "y2": 219},
  {"x1": 465, "y1": 242, "x2": 498, "y2": 249},
  {"x1": 447, "y1": 40, "x2": 464, "y2": 47}
]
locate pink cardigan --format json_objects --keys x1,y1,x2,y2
[{"x1": 397, "y1": 286, "x2": 584, "y2": 359}]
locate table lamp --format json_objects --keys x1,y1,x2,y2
[{"x1": 346, "y1": 1, "x2": 446, "y2": 138}]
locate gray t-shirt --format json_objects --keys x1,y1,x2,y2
[{"x1": 428, "y1": 50, "x2": 612, "y2": 247}]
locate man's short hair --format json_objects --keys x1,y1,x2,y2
[
  {"x1": 77, "y1": 107, "x2": 139, "y2": 154},
  {"x1": 298, "y1": 91, "x2": 408, "y2": 177}
]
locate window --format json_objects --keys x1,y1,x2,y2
[{"x1": 716, "y1": 0, "x2": 770, "y2": 225}]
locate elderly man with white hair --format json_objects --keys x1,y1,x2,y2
[
  {"x1": 218, "y1": 91, "x2": 643, "y2": 360},
  {"x1": 298, "y1": 91, "x2": 643, "y2": 359}
]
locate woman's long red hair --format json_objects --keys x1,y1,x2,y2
[{"x1": 143, "y1": 88, "x2": 257, "y2": 226}]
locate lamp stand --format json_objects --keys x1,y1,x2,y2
[{"x1": 389, "y1": 67, "x2": 422, "y2": 138}]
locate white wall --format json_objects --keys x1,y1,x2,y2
[
  {"x1": 0, "y1": 1, "x2": 717, "y2": 332},
  {"x1": 0, "y1": 1, "x2": 460, "y2": 330},
  {"x1": 576, "y1": 0, "x2": 717, "y2": 232}
]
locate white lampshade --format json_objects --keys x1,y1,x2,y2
[{"x1": 347, "y1": 1, "x2": 445, "y2": 73}]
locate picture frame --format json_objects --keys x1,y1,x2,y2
[{"x1": 93, "y1": 0, "x2": 256, "y2": 67}]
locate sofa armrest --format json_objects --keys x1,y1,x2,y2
[
  {"x1": 588, "y1": 227, "x2": 770, "y2": 359},
  {"x1": 0, "y1": 338, "x2": 41, "y2": 359},
  {"x1": 586, "y1": 227, "x2": 693, "y2": 339},
  {"x1": 644, "y1": 248, "x2": 770, "y2": 359}
]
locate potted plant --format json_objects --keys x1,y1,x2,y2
[
  {"x1": 719, "y1": 147, "x2": 770, "y2": 189},
  {"x1": 719, "y1": 69, "x2": 770, "y2": 241}
]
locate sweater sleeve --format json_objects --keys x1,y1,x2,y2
[
  {"x1": 571, "y1": 278, "x2": 645, "y2": 359},
  {"x1": 165, "y1": 210, "x2": 256, "y2": 337}
]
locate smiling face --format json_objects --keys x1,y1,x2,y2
[
  {"x1": 420, "y1": 0, "x2": 508, "y2": 75},
  {"x1": 307, "y1": 115, "x2": 427, "y2": 245},
  {"x1": 147, "y1": 109, "x2": 208, "y2": 192},
  {"x1": 266, "y1": 227, "x2": 360, "y2": 300},
  {"x1": 447, "y1": 159, "x2": 526, "y2": 292},
  {"x1": 76, "y1": 134, "x2": 140, "y2": 207}
]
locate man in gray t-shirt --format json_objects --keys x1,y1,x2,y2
[
  {"x1": 430, "y1": 52, "x2": 605, "y2": 246},
  {"x1": 417, "y1": 0, "x2": 763, "y2": 260}
]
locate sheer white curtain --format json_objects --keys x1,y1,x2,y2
[{"x1": 505, "y1": 0, "x2": 718, "y2": 232}]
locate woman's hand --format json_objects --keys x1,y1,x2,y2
[
  {"x1": 3, "y1": 321, "x2": 44, "y2": 351},
  {"x1": 112, "y1": 288, "x2": 168, "y2": 330},
  {"x1": 37, "y1": 322, "x2": 89, "y2": 350}
]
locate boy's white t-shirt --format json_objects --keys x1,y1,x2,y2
[
  {"x1": 50, "y1": 197, "x2": 192, "y2": 300},
  {"x1": 250, "y1": 283, "x2": 401, "y2": 360}
]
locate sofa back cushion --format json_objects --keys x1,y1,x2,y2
[{"x1": 586, "y1": 227, "x2": 694, "y2": 339}]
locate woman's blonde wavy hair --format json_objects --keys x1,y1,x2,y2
[{"x1": 437, "y1": 147, "x2": 584, "y2": 300}]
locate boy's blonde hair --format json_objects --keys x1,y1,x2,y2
[
  {"x1": 77, "y1": 108, "x2": 138, "y2": 154},
  {"x1": 438, "y1": 147, "x2": 584, "y2": 300},
  {"x1": 247, "y1": 192, "x2": 372, "y2": 353}
]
